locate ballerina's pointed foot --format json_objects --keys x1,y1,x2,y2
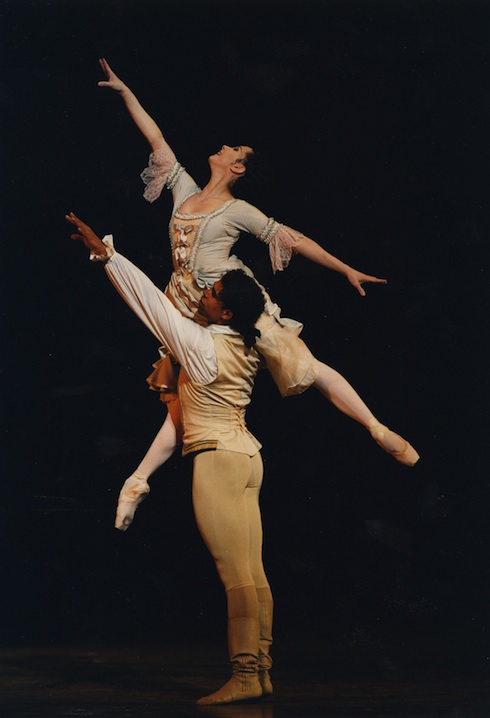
[
  {"x1": 114, "y1": 473, "x2": 150, "y2": 531},
  {"x1": 369, "y1": 424, "x2": 420, "y2": 467}
]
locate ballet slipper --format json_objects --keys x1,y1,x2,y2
[
  {"x1": 114, "y1": 473, "x2": 150, "y2": 531},
  {"x1": 368, "y1": 423, "x2": 420, "y2": 467}
]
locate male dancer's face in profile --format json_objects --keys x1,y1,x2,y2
[{"x1": 199, "y1": 280, "x2": 229, "y2": 325}]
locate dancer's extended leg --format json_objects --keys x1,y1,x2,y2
[
  {"x1": 313, "y1": 362, "x2": 419, "y2": 466},
  {"x1": 114, "y1": 399, "x2": 183, "y2": 531}
]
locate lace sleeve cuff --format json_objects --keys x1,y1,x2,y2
[
  {"x1": 260, "y1": 221, "x2": 302, "y2": 273},
  {"x1": 140, "y1": 147, "x2": 183, "y2": 203},
  {"x1": 89, "y1": 234, "x2": 115, "y2": 263}
]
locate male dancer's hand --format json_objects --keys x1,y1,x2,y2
[{"x1": 66, "y1": 212, "x2": 109, "y2": 258}]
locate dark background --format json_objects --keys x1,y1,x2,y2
[{"x1": 1, "y1": 0, "x2": 489, "y2": 678}]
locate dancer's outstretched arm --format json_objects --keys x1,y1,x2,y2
[
  {"x1": 66, "y1": 212, "x2": 216, "y2": 385},
  {"x1": 290, "y1": 233, "x2": 387, "y2": 297},
  {"x1": 98, "y1": 58, "x2": 170, "y2": 154},
  {"x1": 240, "y1": 208, "x2": 388, "y2": 296}
]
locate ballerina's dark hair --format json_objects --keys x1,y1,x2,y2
[
  {"x1": 218, "y1": 270, "x2": 265, "y2": 348},
  {"x1": 235, "y1": 148, "x2": 272, "y2": 207}
]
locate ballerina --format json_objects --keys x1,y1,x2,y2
[{"x1": 95, "y1": 58, "x2": 419, "y2": 530}]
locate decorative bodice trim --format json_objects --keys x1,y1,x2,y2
[{"x1": 169, "y1": 198, "x2": 238, "y2": 276}]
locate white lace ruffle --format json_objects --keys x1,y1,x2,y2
[
  {"x1": 265, "y1": 224, "x2": 303, "y2": 273},
  {"x1": 140, "y1": 147, "x2": 178, "y2": 203}
]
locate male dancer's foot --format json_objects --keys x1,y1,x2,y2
[{"x1": 196, "y1": 669, "x2": 263, "y2": 705}]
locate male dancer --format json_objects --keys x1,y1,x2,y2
[{"x1": 67, "y1": 213, "x2": 273, "y2": 705}]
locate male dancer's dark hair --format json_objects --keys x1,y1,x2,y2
[{"x1": 219, "y1": 270, "x2": 265, "y2": 348}]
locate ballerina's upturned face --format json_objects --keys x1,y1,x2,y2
[{"x1": 209, "y1": 144, "x2": 253, "y2": 169}]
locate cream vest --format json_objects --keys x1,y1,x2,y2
[{"x1": 178, "y1": 333, "x2": 262, "y2": 457}]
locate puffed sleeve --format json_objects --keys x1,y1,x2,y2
[
  {"x1": 231, "y1": 201, "x2": 303, "y2": 273},
  {"x1": 140, "y1": 146, "x2": 184, "y2": 203}
]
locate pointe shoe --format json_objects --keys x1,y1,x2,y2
[
  {"x1": 114, "y1": 473, "x2": 150, "y2": 531},
  {"x1": 369, "y1": 424, "x2": 420, "y2": 467}
]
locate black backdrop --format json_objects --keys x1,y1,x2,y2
[{"x1": 2, "y1": 0, "x2": 489, "y2": 676}]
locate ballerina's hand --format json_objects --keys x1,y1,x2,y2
[
  {"x1": 97, "y1": 57, "x2": 128, "y2": 93},
  {"x1": 65, "y1": 212, "x2": 108, "y2": 257},
  {"x1": 346, "y1": 269, "x2": 388, "y2": 297}
]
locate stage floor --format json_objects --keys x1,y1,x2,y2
[{"x1": 0, "y1": 640, "x2": 488, "y2": 718}]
